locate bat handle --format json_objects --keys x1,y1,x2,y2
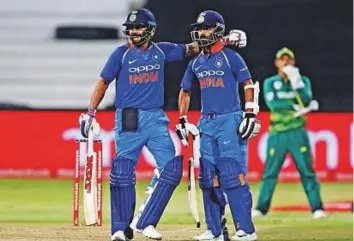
[
  {"x1": 192, "y1": 135, "x2": 201, "y2": 167},
  {"x1": 87, "y1": 130, "x2": 94, "y2": 156}
]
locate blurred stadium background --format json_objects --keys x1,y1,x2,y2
[{"x1": 0, "y1": 0, "x2": 352, "y2": 240}]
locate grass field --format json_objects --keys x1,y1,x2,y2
[{"x1": 0, "y1": 180, "x2": 352, "y2": 241}]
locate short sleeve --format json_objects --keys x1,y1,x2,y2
[
  {"x1": 100, "y1": 46, "x2": 126, "y2": 83},
  {"x1": 180, "y1": 61, "x2": 195, "y2": 91},
  {"x1": 157, "y1": 42, "x2": 186, "y2": 63},
  {"x1": 227, "y1": 51, "x2": 252, "y2": 83}
]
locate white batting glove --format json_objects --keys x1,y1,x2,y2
[
  {"x1": 227, "y1": 29, "x2": 247, "y2": 48},
  {"x1": 79, "y1": 109, "x2": 100, "y2": 138},
  {"x1": 282, "y1": 65, "x2": 305, "y2": 89},
  {"x1": 175, "y1": 116, "x2": 200, "y2": 146},
  {"x1": 238, "y1": 113, "x2": 261, "y2": 140}
]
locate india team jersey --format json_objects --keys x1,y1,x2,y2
[
  {"x1": 181, "y1": 47, "x2": 251, "y2": 114},
  {"x1": 101, "y1": 42, "x2": 186, "y2": 109}
]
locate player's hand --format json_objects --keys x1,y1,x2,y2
[
  {"x1": 175, "y1": 116, "x2": 200, "y2": 146},
  {"x1": 238, "y1": 113, "x2": 261, "y2": 139},
  {"x1": 282, "y1": 65, "x2": 305, "y2": 89},
  {"x1": 223, "y1": 29, "x2": 247, "y2": 48},
  {"x1": 79, "y1": 109, "x2": 100, "y2": 138}
]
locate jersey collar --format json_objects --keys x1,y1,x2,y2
[
  {"x1": 202, "y1": 41, "x2": 224, "y2": 55},
  {"x1": 210, "y1": 41, "x2": 224, "y2": 54}
]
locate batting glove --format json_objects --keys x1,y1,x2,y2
[
  {"x1": 175, "y1": 116, "x2": 200, "y2": 146},
  {"x1": 79, "y1": 108, "x2": 100, "y2": 138},
  {"x1": 238, "y1": 113, "x2": 261, "y2": 140},
  {"x1": 282, "y1": 65, "x2": 305, "y2": 89},
  {"x1": 227, "y1": 29, "x2": 247, "y2": 48}
]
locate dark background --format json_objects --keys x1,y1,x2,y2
[{"x1": 144, "y1": 0, "x2": 353, "y2": 112}]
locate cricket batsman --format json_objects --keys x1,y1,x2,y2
[
  {"x1": 177, "y1": 10, "x2": 260, "y2": 241},
  {"x1": 252, "y1": 47, "x2": 326, "y2": 220},
  {"x1": 79, "y1": 8, "x2": 248, "y2": 241}
]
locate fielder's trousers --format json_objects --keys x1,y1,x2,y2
[{"x1": 256, "y1": 127, "x2": 323, "y2": 213}]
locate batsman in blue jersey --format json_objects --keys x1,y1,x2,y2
[
  {"x1": 177, "y1": 11, "x2": 261, "y2": 241},
  {"x1": 79, "y1": 8, "x2": 248, "y2": 241}
]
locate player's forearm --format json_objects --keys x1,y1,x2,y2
[
  {"x1": 89, "y1": 78, "x2": 109, "y2": 110},
  {"x1": 242, "y1": 79, "x2": 260, "y2": 114},
  {"x1": 295, "y1": 88, "x2": 312, "y2": 106},
  {"x1": 243, "y1": 79, "x2": 254, "y2": 112},
  {"x1": 178, "y1": 89, "x2": 191, "y2": 116}
]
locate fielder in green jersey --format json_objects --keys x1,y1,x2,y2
[{"x1": 252, "y1": 47, "x2": 326, "y2": 220}]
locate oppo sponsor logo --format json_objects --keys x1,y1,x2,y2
[
  {"x1": 196, "y1": 70, "x2": 224, "y2": 78},
  {"x1": 129, "y1": 64, "x2": 161, "y2": 73}
]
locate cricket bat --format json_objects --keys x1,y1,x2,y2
[
  {"x1": 188, "y1": 134, "x2": 201, "y2": 228},
  {"x1": 83, "y1": 130, "x2": 98, "y2": 226},
  {"x1": 188, "y1": 157, "x2": 200, "y2": 228}
]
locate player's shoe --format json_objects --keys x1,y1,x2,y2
[
  {"x1": 231, "y1": 230, "x2": 257, "y2": 241},
  {"x1": 194, "y1": 216, "x2": 229, "y2": 241},
  {"x1": 194, "y1": 230, "x2": 224, "y2": 241},
  {"x1": 111, "y1": 230, "x2": 132, "y2": 241},
  {"x1": 313, "y1": 209, "x2": 327, "y2": 220},
  {"x1": 142, "y1": 225, "x2": 162, "y2": 240},
  {"x1": 194, "y1": 230, "x2": 214, "y2": 240},
  {"x1": 130, "y1": 186, "x2": 154, "y2": 233},
  {"x1": 251, "y1": 209, "x2": 264, "y2": 217}
]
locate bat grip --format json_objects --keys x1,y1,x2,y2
[
  {"x1": 87, "y1": 130, "x2": 94, "y2": 156},
  {"x1": 192, "y1": 134, "x2": 200, "y2": 166}
]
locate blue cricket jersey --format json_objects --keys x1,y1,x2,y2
[
  {"x1": 180, "y1": 45, "x2": 251, "y2": 114},
  {"x1": 100, "y1": 42, "x2": 186, "y2": 109}
]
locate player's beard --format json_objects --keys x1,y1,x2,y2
[
  {"x1": 130, "y1": 32, "x2": 151, "y2": 47},
  {"x1": 131, "y1": 35, "x2": 143, "y2": 45}
]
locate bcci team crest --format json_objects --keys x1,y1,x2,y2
[
  {"x1": 215, "y1": 58, "x2": 223, "y2": 68},
  {"x1": 197, "y1": 16, "x2": 205, "y2": 24},
  {"x1": 153, "y1": 54, "x2": 158, "y2": 61},
  {"x1": 129, "y1": 14, "x2": 137, "y2": 22}
]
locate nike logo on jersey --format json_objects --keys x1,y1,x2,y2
[
  {"x1": 223, "y1": 140, "x2": 231, "y2": 144},
  {"x1": 195, "y1": 65, "x2": 202, "y2": 71},
  {"x1": 129, "y1": 59, "x2": 138, "y2": 64}
]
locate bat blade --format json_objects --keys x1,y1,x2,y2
[
  {"x1": 188, "y1": 157, "x2": 200, "y2": 228},
  {"x1": 83, "y1": 135, "x2": 98, "y2": 226}
]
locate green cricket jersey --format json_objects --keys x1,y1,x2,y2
[{"x1": 263, "y1": 74, "x2": 313, "y2": 134}]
